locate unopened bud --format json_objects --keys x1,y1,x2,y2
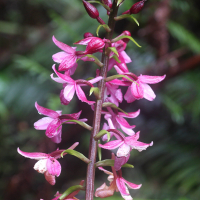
[
  {"x1": 102, "y1": 0, "x2": 112, "y2": 8},
  {"x1": 122, "y1": 0, "x2": 146, "y2": 15},
  {"x1": 84, "y1": 38, "x2": 105, "y2": 54},
  {"x1": 121, "y1": 30, "x2": 131, "y2": 43},
  {"x1": 82, "y1": 0, "x2": 105, "y2": 24},
  {"x1": 84, "y1": 32, "x2": 94, "y2": 38}
]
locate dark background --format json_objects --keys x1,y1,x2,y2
[{"x1": 0, "y1": 0, "x2": 200, "y2": 199}]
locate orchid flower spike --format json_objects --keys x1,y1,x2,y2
[
  {"x1": 34, "y1": 102, "x2": 87, "y2": 143},
  {"x1": 17, "y1": 142, "x2": 79, "y2": 185}
]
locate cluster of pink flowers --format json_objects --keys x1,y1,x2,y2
[{"x1": 17, "y1": 1, "x2": 165, "y2": 200}]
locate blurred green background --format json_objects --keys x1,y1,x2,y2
[{"x1": 0, "y1": 0, "x2": 200, "y2": 199}]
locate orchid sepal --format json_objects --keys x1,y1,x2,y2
[
  {"x1": 102, "y1": 102, "x2": 128, "y2": 115},
  {"x1": 61, "y1": 149, "x2": 91, "y2": 164}
]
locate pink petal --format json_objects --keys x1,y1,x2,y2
[
  {"x1": 95, "y1": 183, "x2": 115, "y2": 198},
  {"x1": 17, "y1": 148, "x2": 48, "y2": 159},
  {"x1": 44, "y1": 171, "x2": 56, "y2": 185},
  {"x1": 60, "y1": 89, "x2": 70, "y2": 105},
  {"x1": 131, "y1": 81, "x2": 144, "y2": 100},
  {"x1": 88, "y1": 76, "x2": 103, "y2": 84},
  {"x1": 138, "y1": 74, "x2": 166, "y2": 84},
  {"x1": 122, "y1": 178, "x2": 142, "y2": 189},
  {"x1": 50, "y1": 132, "x2": 62, "y2": 144},
  {"x1": 50, "y1": 74, "x2": 67, "y2": 84},
  {"x1": 45, "y1": 119, "x2": 62, "y2": 138},
  {"x1": 74, "y1": 37, "x2": 94, "y2": 45},
  {"x1": 114, "y1": 154, "x2": 130, "y2": 171},
  {"x1": 35, "y1": 102, "x2": 59, "y2": 118},
  {"x1": 116, "y1": 116, "x2": 136, "y2": 129},
  {"x1": 109, "y1": 79, "x2": 130, "y2": 86},
  {"x1": 124, "y1": 86, "x2": 136, "y2": 103},
  {"x1": 52, "y1": 36, "x2": 75, "y2": 54},
  {"x1": 99, "y1": 140, "x2": 124, "y2": 150},
  {"x1": 75, "y1": 84, "x2": 95, "y2": 105},
  {"x1": 116, "y1": 178, "x2": 129, "y2": 195},
  {"x1": 117, "y1": 143, "x2": 131, "y2": 157},
  {"x1": 52, "y1": 65, "x2": 74, "y2": 84},
  {"x1": 58, "y1": 54, "x2": 77, "y2": 71},
  {"x1": 141, "y1": 83, "x2": 156, "y2": 101},
  {"x1": 120, "y1": 51, "x2": 132, "y2": 63},
  {"x1": 118, "y1": 109, "x2": 140, "y2": 118},
  {"x1": 63, "y1": 84, "x2": 76, "y2": 102},
  {"x1": 127, "y1": 140, "x2": 153, "y2": 152},
  {"x1": 34, "y1": 117, "x2": 53, "y2": 130},
  {"x1": 46, "y1": 157, "x2": 61, "y2": 177},
  {"x1": 52, "y1": 51, "x2": 68, "y2": 63},
  {"x1": 120, "y1": 125, "x2": 135, "y2": 136},
  {"x1": 98, "y1": 167, "x2": 113, "y2": 175}
]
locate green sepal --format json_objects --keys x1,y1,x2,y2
[
  {"x1": 76, "y1": 54, "x2": 103, "y2": 67},
  {"x1": 102, "y1": 102, "x2": 128, "y2": 115},
  {"x1": 98, "y1": 140, "x2": 102, "y2": 161},
  {"x1": 108, "y1": 47, "x2": 119, "y2": 57},
  {"x1": 62, "y1": 120, "x2": 93, "y2": 131},
  {"x1": 111, "y1": 54, "x2": 121, "y2": 63},
  {"x1": 96, "y1": 24, "x2": 111, "y2": 36},
  {"x1": 59, "y1": 185, "x2": 84, "y2": 200},
  {"x1": 95, "y1": 159, "x2": 134, "y2": 168},
  {"x1": 114, "y1": 14, "x2": 139, "y2": 26},
  {"x1": 105, "y1": 74, "x2": 137, "y2": 83},
  {"x1": 61, "y1": 149, "x2": 91, "y2": 164},
  {"x1": 112, "y1": 35, "x2": 141, "y2": 48},
  {"x1": 88, "y1": 1, "x2": 112, "y2": 12},
  {"x1": 90, "y1": 87, "x2": 100, "y2": 99},
  {"x1": 94, "y1": 129, "x2": 111, "y2": 142}
]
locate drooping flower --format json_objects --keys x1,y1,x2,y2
[
  {"x1": 99, "y1": 131, "x2": 153, "y2": 157},
  {"x1": 52, "y1": 180, "x2": 84, "y2": 200},
  {"x1": 95, "y1": 154, "x2": 141, "y2": 200},
  {"x1": 34, "y1": 102, "x2": 87, "y2": 143},
  {"x1": 17, "y1": 142, "x2": 79, "y2": 185},
  {"x1": 51, "y1": 65, "x2": 102, "y2": 105}
]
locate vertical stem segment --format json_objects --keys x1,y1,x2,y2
[{"x1": 85, "y1": 1, "x2": 119, "y2": 200}]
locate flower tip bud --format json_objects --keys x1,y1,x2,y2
[
  {"x1": 130, "y1": 0, "x2": 145, "y2": 14},
  {"x1": 82, "y1": 0, "x2": 99, "y2": 19},
  {"x1": 84, "y1": 32, "x2": 94, "y2": 38}
]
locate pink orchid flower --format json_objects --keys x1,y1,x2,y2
[
  {"x1": 95, "y1": 155, "x2": 141, "y2": 200},
  {"x1": 17, "y1": 142, "x2": 79, "y2": 185},
  {"x1": 109, "y1": 69, "x2": 166, "y2": 102},
  {"x1": 34, "y1": 102, "x2": 86, "y2": 143},
  {"x1": 104, "y1": 82, "x2": 123, "y2": 107},
  {"x1": 51, "y1": 65, "x2": 102, "y2": 105},
  {"x1": 102, "y1": 107, "x2": 140, "y2": 138},
  {"x1": 52, "y1": 180, "x2": 84, "y2": 200},
  {"x1": 99, "y1": 131, "x2": 153, "y2": 157}
]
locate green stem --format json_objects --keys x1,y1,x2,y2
[{"x1": 85, "y1": 1, "x2": 119, "y2": 200}]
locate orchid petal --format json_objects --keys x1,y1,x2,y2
[
  {"x1": 99, "y1": 140, "x2": 124, "y2": 150},
  {"x1": 17, "y1": 148, "x2": 48, "y2": 159},
  {"x1": 120, "y1": 51, "x2": 132, "y2": 63},
  {"x1": 44, "y1": 171, "x2": 56, "y2": 185},
  {"x1": 60, "y1": 89, "x2": 70, "y2": 105},
  {"x1": 98, "y1": 167, "x2": 113, "y2": 175},
  {"x1": 34, "y1": 159, "x2": 48, "y2": 174},
  {"x1": 114, "y1": 154, "x2": 130, "y2": 171},
  {"x1": 88, "y1": 76, "x2": 102, "y2": 84},
  {"x1": 35, "y1": 102, "x2": 60, "y2": 118},
  {"x1": 122, "y1": 178, "x2": 142, "y2": 189},
  {"x1": 131, "y1": 81, "x2": 144, "y2": 99},
  {"x1": 118, "y1": 109, "x2": 140, "y2": 118},
  {"x1": 52, "y1": 51, "x2": 68, "y2": 63},
  {"x1": 50, "y1": 132, "x2": 62, "y2": 144},
  {"x1": 52, "y1": 65, "x2": 74, "y2": 84},
  {"x1": 52, "y1": 36, "x2": 75, "y2": 54},
  {"x1": 34, "y1": 117, "x2": 54, "y2": 130},
  {"x1": 45, "y1": 118, "x2": 62, "y2": 138},
  {"x1": 58, "y1": 54, "x2": 77, "y2": 71},
  {"x1": 141, "y1": 82, "x2": 156, "y2": 101},
  {"x1": 120, "y1": 124, "x2": 135, "y2": 136},
  {"x1": 138, "y1": 74, "x2": 166, "y2": 84},
  {"x1": 75, "y1": 84, "x2": 95, "y2": 105},
  {"x1": 74, "y1": 37, "x2": 94, "y2": 45},
  {"x1": 117, "y1": 143, "x2": 131, "y2": 157},
  {"x1": 63, "y1": 84, "x2": 76, "y2": 102},
  {"x1": 95, "y1": 183, "x2": 115, "y2": 198},
  {"x1": 47, "y1": 157, "x2": 61, "y2": 177},
  {"x1": 116, "y1": 117, "x2": 136, "y2": 129},
  {"x1": 124, "y1": 86, "x2": 136, "y2": 103},
  {"x1": 116, "y1": 178, "x2": 129, "y2": 195},
  {"x1": 50, "y1": 73, "x2": 67, "y2": 84}
]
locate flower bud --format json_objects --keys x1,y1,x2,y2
[
  {"x1": 123, "y1": 0, "x2": 146, "y2": 15},
  {"x1": 121, "y1": 30, "x2": 131, "y2": 43},
  {"x1": 84, "y1": 38, "x2": 105, "y2": 54},
  {"x1": 82, "y1": 0, "x2": 105, "y2": 24},
  {"x1": 84, "y1": 32, "x2": 94, "y2": 38},
  {"x1": 102, "y1": 0, "x2": 112, "y2": 9}
]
